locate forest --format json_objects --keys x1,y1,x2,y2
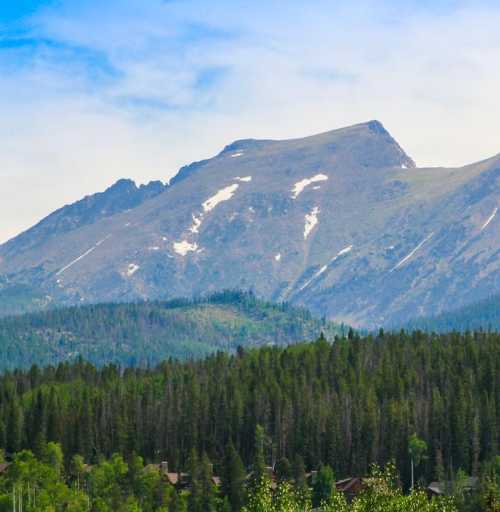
[
  {"x1": 0, "y1": 291, "x2": 343, "y2": 370},
  {"x1": 0, "y1": 329, "x2": 497, "y2": 510}
]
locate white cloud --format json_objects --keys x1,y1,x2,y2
[{"x1": 1, "y1": 0, "x2": 500, "y2": 242}]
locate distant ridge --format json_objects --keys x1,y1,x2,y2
[
  {"x1": 400, "y1": 294, "x2": 500, "y2": 333},
  {"x1": 0, "y1": 290, "x2": 344, "y2": 370}
]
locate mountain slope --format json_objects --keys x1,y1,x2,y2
[
  {"x1": 1, "y1": 179, "x2": 166, "y2": 256},
  {"x1": 400, "y1": 294, "x2": 500, "y2": 333},
  {"x1": 0, "y1": 291, "x2": 343, "y2": 370},
  {"x1": 0, "y1": 120, "x2": 498, "y2": 327}
]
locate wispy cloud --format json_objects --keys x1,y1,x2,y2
[{"x1": 1, "y1": 0, "x2": 500, "y2": 242}]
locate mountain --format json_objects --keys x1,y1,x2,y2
[
  {"x1": 0, "y1": 179, "x2": 166, "y2": 315},
  {"x1": 0, "y1": 120, "x2": 498, "y2": 327},
  {"x1": 1, "y1": 178, "x2": 166, "y2": 258},
  {"x1": 0, "y1": 291, "x2": 343, "y2": 370},
  {"x1": 400, "y1": 294, "x2": 500, "y2": 333}
]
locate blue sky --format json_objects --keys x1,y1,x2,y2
[{"x1": 1, "y1": 0, "x2": 500, "y2": 242}]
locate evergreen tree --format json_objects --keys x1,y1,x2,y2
[
  {"x1": 293, "y1": 455, "x2": 307, "y2": 492},
  {"x1": 251, "y1": 425, "x2": 267, "y2": 486},
  {"x1": 222, "y1": 441, "x2": 247, "y2": 511},
  {"x1": 6, "y1": 399, "x2": 23, "y2": 454},
  {"x1": 312, "y1": 465, "x2": 335, "y2": 507},
  {"x1": 200, "y1": 453, "x2": 217, "y2": 512},
  {"x1": 188, "y1": 449, "x2": 203, "y2": 512},
  {"x1": 276, "y1": 457, "x2": 292, "y2": 482}
]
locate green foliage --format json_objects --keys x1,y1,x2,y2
[
  {"x1": 89, "y1": 453, "x2": 129, "y2": 509},
  {"x1": 275, "y1": 457, "x2": 291, "y2": 482},
  {"x1": 312, "y1": 465, "x2": 335, "y2": 507},
  {"x1": 409, "y1": 434, "x2": 427, "y2": 468},
  {"x1": 0, "y1": 330, "x2": 495, "y2": 492},
  {"x1": 241, "y1": 476, "x2": 273, "y2": 512},
  {"x1": 222, "y1": 442, "x2": 246, "y2": 511},
  {"x1": 0, "y1": 447, "x2": 175, "y2": 511},
  {"x1": 1, "y1": 447, "x2": 88, "y2": 511},
  {"x1": 244, "y1": 464, "x2": 460, "y2": 512},
  {"x1": 251, "y1": 426, "x2": 266, "y2": 486},
  {"x1": 292, "y1": 456, "x2": 307, "y2": 492},
  {"x1": 0, "y1": 331, "x2": 495, "y2": 511},
  {"x1": 0, "y1": 291, "x2": 343, "y2": 370}
]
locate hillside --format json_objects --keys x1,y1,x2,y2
[
  {"x1": 401, "y1": 294, "x2": 500, "y2": 333},
  {"x1": 0, "y1": 291, "x2": 342, "y2": 370},
  {"x1": 0, "y1": 120, "x2": 498, "y2": 327}
]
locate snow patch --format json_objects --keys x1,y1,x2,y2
[
  {"x1": 291, "y1": 174, "x2": 328, "y2": 199},
  {"x1": 127, "y1": 263, "x2": 140, "y2": 276},
  {"x1": 173, "y1": 240, "x2": 199, "y2": 256},
  {"x1": 304, "y1": 207, "x2": 320, "y2": 239},
  {"x1": 95, "y1": 236, "x2": 111, "y2": 247},
  {"x1": 56, "y1": 235, "x2": 111, "y2": 276},
  {"x1": 391, "y1": 233, "x2": 434, "y2": 272},
  {"x1": 275, "y1": 253, "x2": 281, "y2": 262},
  {"x1": 187, "y1": 182, "x2": 245, "y2": 234},
  {"x1": 148, "y1": 246, "x2": 160, "y2": 251},
  {"x1": 189, "y1": 214, "x2": 203, "y2": 234},
  {"x1": 298, "y1": 245, "x2": 353, "y2": 292},
  {"x1": 203, "y1": 184, "x2": 239, "y2": 212},
  {"x1": 299, "y1": 265, "x2": 328, "y2": 292},
  {"x1": 235, "y1": 176, "x2": 252, "y2": 182},
  {"x1": 336, "y1": 245, "x2": 353, "y2": 257},
  {"x1": 480, "y1": 207, "x2": 498, "y2": 231},
  {"x1": 231, "y1": 152, "x2": 244, "y2": 158}
]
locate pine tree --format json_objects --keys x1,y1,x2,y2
[
  {"x1": 7, "y1": 399, "x2": 23, "y2": 454},
  {"x1": 251, "y1": 425, "x2": 267, "y2": 487},
  {"x1": 293, "y1": 455, "x2": 307, "y2": 492},
  {"x1": 200, "y1": 453, "x2": 217, "y2": 512},
  {"x1": 276, "y1": 457, "x2": 292, "y2": 482},
  {"x1": 188, "y1": 448, "x2": 203, "y2": 512},
  {"x1": 222, "y1": 441, "x2": 247, "y2": 512},
  {"x1": 312, "y1": 464, "x2": 335, "y2": 507}
]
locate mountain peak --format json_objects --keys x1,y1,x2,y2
[
  {"x1": 366, "y1": 119, "x2": 388, "y2": 134},
  {"x1": 172, "y1": 121, "x2": 415, "y2": 187},
  {"x1": 352, "y1": 119, "x2": 416, "y2": 169},
  {"x1": 294, "y1": 119, "x2": 416, "y2": 170},
  {"x1": 106, "y1": 178, "x2": 137, "y2": 193},
  {"x1": 221, "y1": 138, "x2": 271, "y2": 154}
]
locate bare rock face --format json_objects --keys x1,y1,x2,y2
[{"x1": 0, "y1": 120, "x2": 498, "y2": 327}]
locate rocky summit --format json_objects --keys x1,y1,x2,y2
[{"x1": 0, "y1": 120, "x2": 498, "y2": 327}]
